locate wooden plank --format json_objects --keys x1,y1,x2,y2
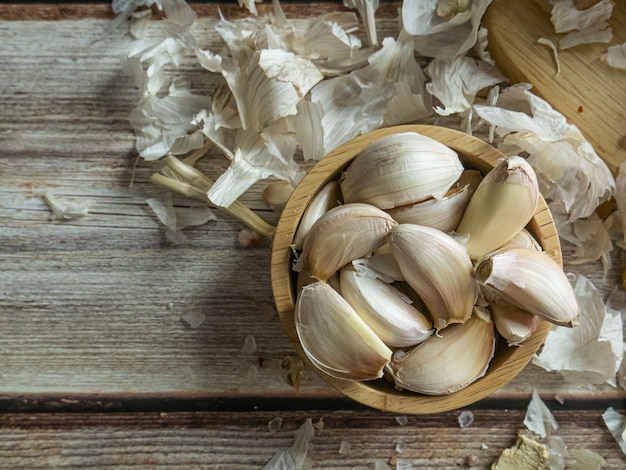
[
  {"x1": 0, "y1": 5, "x2": 624, "y2": 408},
  {"x1": 0, "y1": 409, "x2": 623, "y2": 468}
]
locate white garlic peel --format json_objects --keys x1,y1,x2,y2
[
  {"x1": 340, "y1": 132, "x2": 464, "y2": 209},
  {"x1": 340, "y1": 265, "x2": 433, "y2": 348},
  {"x1": 456, "y1": 156, "x2": 539, "y2": 259},
  {"x1": 295, "y1": 281, "x2": 392, "y2": 381},
  {"x1": 387, "y1": 307, "x2": 495, "y2": 395}
]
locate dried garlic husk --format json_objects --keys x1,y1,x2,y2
[
  {"x1": 293, "y1": 180, "x2": 341, "y2": 250},
  {"x1": 388, "y1": 307, "x2": 495, "y2": 395},
  {"x1": 340, "y1": 265, "x2": 433, "y2": 348},
  {"x1": 302, "y1": 203, "x2": 397, "y2": 281},
  {"x1": 456, "y1": 156, "x2": 539, "y2": 259},
  {"x1": 476, "y1": 248, "x2": 580, "y2": 327},
  {"x1": 340, "y1": 132, "x2": 464, "y2": 209},
  {"x1": 353, "y1": 243, "x2": 405, "y2": 282},
  {"x1": 488, "y1": 297, "x2": 542, "y2": 347},
  {"x1": 387, "y1": 224, "x2": 478, "y2": 330},
  {"x1": 386, "y1": 169, "x2": 481, "y2": 232},
  {"x1": 295, "y1": 281, "x2": 392, "y2": 380}
]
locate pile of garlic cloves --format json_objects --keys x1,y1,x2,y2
[{"x1": 292, "y1": 131, "x2": 580, "y2": 395}]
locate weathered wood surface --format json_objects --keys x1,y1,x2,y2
[{"x1": 0, "y1": 2, "x2": 625, "y2": 467}]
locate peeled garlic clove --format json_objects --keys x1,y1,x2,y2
[
  {"x1": 340, "y1": 265, "x2": 433, "y2": 348},
  {"x1": 386, "y1": 169, "x2": 481, "y2": 232},
  {"x1": 340, "y1": 132, "x2": 464, "y2": 209},
  {"x1": 387, "y1": 224, "x2": 478, "y2": 330},
  {"x1": 302, "y1": 202, "x2": 397, "y2": 281},
  {"x1": 475, "y1": 248, "x2": 580, "y2": 327},
  {"x1": 293, "y1": 180, "x2": 341, "y2": 250},
  {"x1": 263, "y1": 180, "x2": 294, "y2": 213},
  {"x1": 456, "y1": 156, "x2": 539, "y2": 259},
  {"x1": 388, "y1": 307, "x2": 495, "y2": 395},
  {"x1": 295, "y1": 281, "x2": 392, "y2": 380},
  {"x1": 488, "y1": 297, "x2": 543, "y2": 346},
  {"x1": 353, "y1": 243, "x2": 405, "y2": 282}
]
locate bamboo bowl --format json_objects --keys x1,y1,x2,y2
[{"x1": 270, "y1": 124, "x2": 559, "y2": 414}]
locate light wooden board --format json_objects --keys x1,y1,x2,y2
[
  {"x1": 0, "y1": 2, "x2": 623, "y2": 407},
  {"x1": 485, "y1": 0, "x2": 626, "y2": 173}
]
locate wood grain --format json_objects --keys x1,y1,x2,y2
[
  {"x1": 0, "y1": 1, "x2": 623, "y2": 411},
  {"x1": 485, "y1": 0, "x2": 626, "y2": 173}
]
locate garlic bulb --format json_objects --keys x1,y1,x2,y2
[
  {"x1": 387, "y1": 223, "x2": 478, "y2": 330},
  {"x1": 293, "y1": 180, "x2": 341, "y2": 250},
  {"x1": 340, "y1": 132, "x2": 464, "y2": 209},
  {"x1": 388, "y1": 307, "x2": 495, "y2": 395},
  {"x1": 340, "y1": 265, "x2": 433, "y2": 347},
  {"x1": 386, "y1": 169, "x2": 481, "y2": 232},
  {"x1": 456, "y1": 156, "x2": 539, "y2": 259},
  {"x1": 295, "y1": 281, "x2": 392, "y2": 380},
  {"x1": 302, "y1": 202, "x2": 397, "y2": 281},
  {"x1": 475, "y1": 248, "x2": 580, "y2": 327}
]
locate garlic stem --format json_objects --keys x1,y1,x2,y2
[{"x1": 151, "y1": 164, "x2": 276, "y2": 239}]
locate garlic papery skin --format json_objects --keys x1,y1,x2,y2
[
  {"x1": 293, "y1": 180, "x2": 341, "y2": 250},
  {"x1": 388, "y1": 307, "x2": 495, "y2": 395},
  {"x1": 340, "y1": 132, "x2": 464, "y2": 209},
  {"x1": 340, "y1": 265, "x2": 433, "y2": 348},
  {"x1": 456, "y1": 156, "x2": 539, "y2": 259},
  {"x1": 295, "y1": 281, "x2": 392, "y2": 381},
  {"x1": 475, "y1": 248, "x2": 580, "y2": 327},
  {"x1": 488, "y1": 297, "x2": 543, "y2": 347},
  {"x1": 387, "y1": 223, "x2": 478, "y2": 330},
  {"x1": 302, "y1": 202, "x2": 397, "y2": 281}
]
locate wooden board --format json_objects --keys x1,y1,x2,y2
[{"x1": 485, "y1": 0, "x2": 626, "y2": 173}]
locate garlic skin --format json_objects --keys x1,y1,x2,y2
[
  {"x1": 293, "y1": 180, "x2": 341, "y2": 250},
  {"x1": 387, "y1": 223, "x2": 478, "y2": 330},
  {"x1": 488, "y1": 297, "x2": 543, "y2": 347},
  {"x1": 340, "y1": 132, "x2": 464, "y2": 209},
  {"x1": 302, "y1": 202, "x2": 397, "y2": 281},
  {"x1": 340, "y1": 265, "x2": 433, "y2": 348},
  {"x1": 456, "y1": 156, "x2": 539, "y2": 259},
  {"x1": 388, "y1": 307, "x2": 495, "y2": 395},
  {"x1": 386, "y1": 170, "x2": 481, "y2": 232},
  {"x1": 295, "y1": 281, "x2": 392, "y2": 381},
  {"x1": 475, "y1": 248, "x2": 580, "y2": 327}
]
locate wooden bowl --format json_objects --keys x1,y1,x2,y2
[{"x1": 270, "y1": 124, "x2": 559, "y2": 414}]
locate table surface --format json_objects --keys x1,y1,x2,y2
[{"x1": 1, "y1": 2, "x2": 625, "y2": 468}]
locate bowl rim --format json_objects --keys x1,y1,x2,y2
[{"x1": 270, "y1": 124, "x2": 560, "y2": 414}]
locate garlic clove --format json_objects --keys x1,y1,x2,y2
[
  {"x1": 352, "y1": 243, "x2": 405, "y2": 283},
  {"x1": 340, "y1": 265, "x2": 433, "y2": 348},
  {"x1": 495, "y1": 228, "x2": 543, "y2": 253},
  {"x1": 488, "y1": 297, "x2": 543, "y2": 347},
  {"x1": 456, "y1": 156, "x2": 539, "y2": 259},
  {"x1": 475, "y1": 248, "x2": 580, "y2": 327},
  {"x1": 386, "y1": 170, "x2": 481, "y2": 232},
  {"x1": 302, "y1": 202, "x2": 397, "y2": 281},
  {"x1": 340, "y1": 132, "x2": 464, "y2": 209},
  {"x1": 295, "y1": 281, "x2": 392, "y2": 380},
  {"x1": 293, "y1": 180, "x2": 342, "y2": 250},
  {"x1": 263, "y1": 180, "x2": 294, "y2": 213},
  {"x1": 387, "y1": 223, "x2": 478, "y2": 330},
  {"x1": 388, "y1": 306, "x2": 495, "y2": 395}
]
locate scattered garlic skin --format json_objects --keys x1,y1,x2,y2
[
  {"x1": 293, "y1": 180, "x2": 341, "y2": 250},
  {"x1": 388, "y1": 307, "x2": 495, "y2": 395},
  {"x1": 340, "y1": 132, "x2": 464, "y2": 209},
  {"x1": 475, "y1": 248, "x2": 580, "y2": 327},
  {"x1": 456, "y1": 156, "x2": 539, "y2": 259},
  {"x1": 302, "y1": 202, "x2": 397, "y2": 281},
  {"x1": 295, "y1": 281, "x2": 392, "y2": 381},
  {"x1": 387, "y1": 223, "x2": 478, "y2": 330},
  {"x1": 340, "y1": 265, "x2": 433, "y2": 348}
]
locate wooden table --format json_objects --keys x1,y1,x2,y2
[{"x1": 1, "y1": 2, "x2": 625, "y2": 468}]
